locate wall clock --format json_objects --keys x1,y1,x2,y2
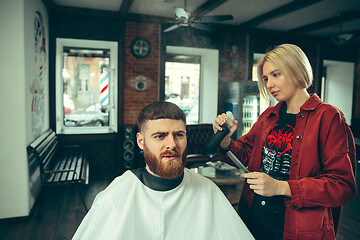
[{"x1": 130, "y1": 38, "x2": 151, "y2": 59}]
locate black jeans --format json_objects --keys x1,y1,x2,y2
[{"x1": 249, "y1": 194, "x2": 286, "y2": 240}]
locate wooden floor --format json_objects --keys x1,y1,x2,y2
[
  {"x1": 0, "y1": 170, "x2": 116, "y2": 240},
  {"x1": 0, "y1": 165, "x2": 359, "y2": 240}
]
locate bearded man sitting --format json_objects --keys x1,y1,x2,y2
[{"x1": 72, "y1": 101, "x2": 254, "y2": 240}]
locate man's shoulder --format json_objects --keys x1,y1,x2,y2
[
  {"x1": 112, "y1": 170, "x2": 138, "y2": 186},
  {"x1": 184, "y1": 168, "x2": 218, "y2": 189},
  {"x1": 98, "y1": 170, "x2": 138, "y2": 197}
]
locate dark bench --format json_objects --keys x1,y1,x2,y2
[{"x1": 27, "y1": 129, "x2": 89, "y2": 212}]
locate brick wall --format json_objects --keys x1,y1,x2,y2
[
  {"x1": 219, "y1": 31, "x2": 249, "y2": 82},
  {"x1": 123, "y1": 21, "x2": 160, "y2": 125}
]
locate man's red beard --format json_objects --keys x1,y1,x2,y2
[{"x1": 143, "y1": 144, "x2": 187, "y2": 179}]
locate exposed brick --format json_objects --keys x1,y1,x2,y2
[{"x1": 123, "y1": 21, "x2": 160, "y2": 125}]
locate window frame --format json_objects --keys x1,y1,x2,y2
[{"x1": 55, "y1": 38, "x2": 118, "y2": 134}]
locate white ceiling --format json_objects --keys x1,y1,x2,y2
[{"x1": 52, "y1": 0, "x2": 360, "y2": 39}]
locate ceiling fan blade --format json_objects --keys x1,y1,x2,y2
[
  {"x1": 174, "y1": 7, "x2": 188, "y2": 19},
  {"x1": 198, "y1": 15, "x2": 234, "y2": 23},
  {"x1": 163, "y1": 24, "x2": 180, "y2": 33},
  {"x1": 338, "y1": 33, "x2": 353, "y2": 41},
  {"x1": 191, "y1": 23, "x2": 218, "y2": 32}
]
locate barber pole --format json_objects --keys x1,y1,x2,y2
[{"x1": 100, "y1": 68, "x2": 109, "y2": 105}]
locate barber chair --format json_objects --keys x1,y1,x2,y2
[{"x1": 186, "y1": 124, "x2": 221, "y2": 168}]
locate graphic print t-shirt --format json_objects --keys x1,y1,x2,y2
[{"x1": 260, "y1": 104, "x2": 296, "y2": 181}]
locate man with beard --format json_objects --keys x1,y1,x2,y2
[{"x1": 72, "y1": 101, "x2": 254, "y2": 240}]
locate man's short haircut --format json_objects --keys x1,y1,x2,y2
[{"x1": 138, "y1": 101, "x2": 186, "y2": 132}]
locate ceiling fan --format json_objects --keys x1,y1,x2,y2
[
  {"x1": 331, "y1": 33, "x2": 354, "y2": 46},
  {"x1": 329, "y1": 13, "x2": 360, "y2": 46},
  {"x1": 163, "y1": 0, "x2": 234, "y2": 32}
]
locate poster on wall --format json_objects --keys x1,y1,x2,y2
[{"x1": 30, "y1": 10, "x2": 46, "y2": 138}]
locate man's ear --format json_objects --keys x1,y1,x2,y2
[{"x1": 136, "y1": 132, "x2": 144, "y2": 150}]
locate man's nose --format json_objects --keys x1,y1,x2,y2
[{"x1": 166, "y1": 135, "x2": 177, "y2": 150}]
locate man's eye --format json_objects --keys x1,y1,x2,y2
[
  {"x1": 155, "y1": 134, "x2": 165, "y2": 139},
  {"x1": 176, "y1": 133, "x2": 184, "y2": 138}
]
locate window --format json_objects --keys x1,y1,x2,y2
[
  {"x1": 165, "y1": 58, "x2": 200, "y2": 124},
  {"x1": 165, "y1": 46, "x2": 219, "y2": 124},
  {"x1": 56, "y1": 38, "x2": 118, "y2": 134}
]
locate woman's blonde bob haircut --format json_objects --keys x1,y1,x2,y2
[{"x1": 257, "y1": 44, "x2": 313, "y2": 99}]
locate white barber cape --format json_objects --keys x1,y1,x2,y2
[{"x1": 72, "y1": 168, "x2": 254, "y2": 240}]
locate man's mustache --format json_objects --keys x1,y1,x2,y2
[{"x1": 160, "y1": 150, "x2": 180, "y2": 158}]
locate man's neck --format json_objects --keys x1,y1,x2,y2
[
  {"x1": 131, "y1": 168, "x2": 184, "y2": 191},
  {"x1": 146, "y1": 165, "x2": 159, "y2": 177}
]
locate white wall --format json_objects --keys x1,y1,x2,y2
[
  {"x1": 24, "y1": 0, "x2": 49, "y2": 213},
  {"x1": 0, "y1": 0, "x2": 48, "y2": 219},
  {"x1": 0, "y1": 0, "x2": 29, "y2": 219},
  {"x1": 324, "y1": 60, "x2": 354, "y2": 125},
  {"x1": 166, "y1": 46, "x2": 219, "y2": 123}
]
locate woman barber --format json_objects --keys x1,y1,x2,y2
[{"x1": 213, "y1": 44, "x2": 356, "y2": 240}]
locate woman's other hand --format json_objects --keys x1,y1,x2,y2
[{"x1": 243, "y1": 172, "x2": 291, "y2": 197}]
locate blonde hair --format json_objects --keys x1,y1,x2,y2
[{"x1": 257, "y1": 44, "x2": 313, "y2": 99}]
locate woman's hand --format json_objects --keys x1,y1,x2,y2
[
  {"x1": 243, "y1": 172, "x2": 291, "y2": 197},
  {"x1": 212, "y1": 113, "x2": 238, "y2": 151}
]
